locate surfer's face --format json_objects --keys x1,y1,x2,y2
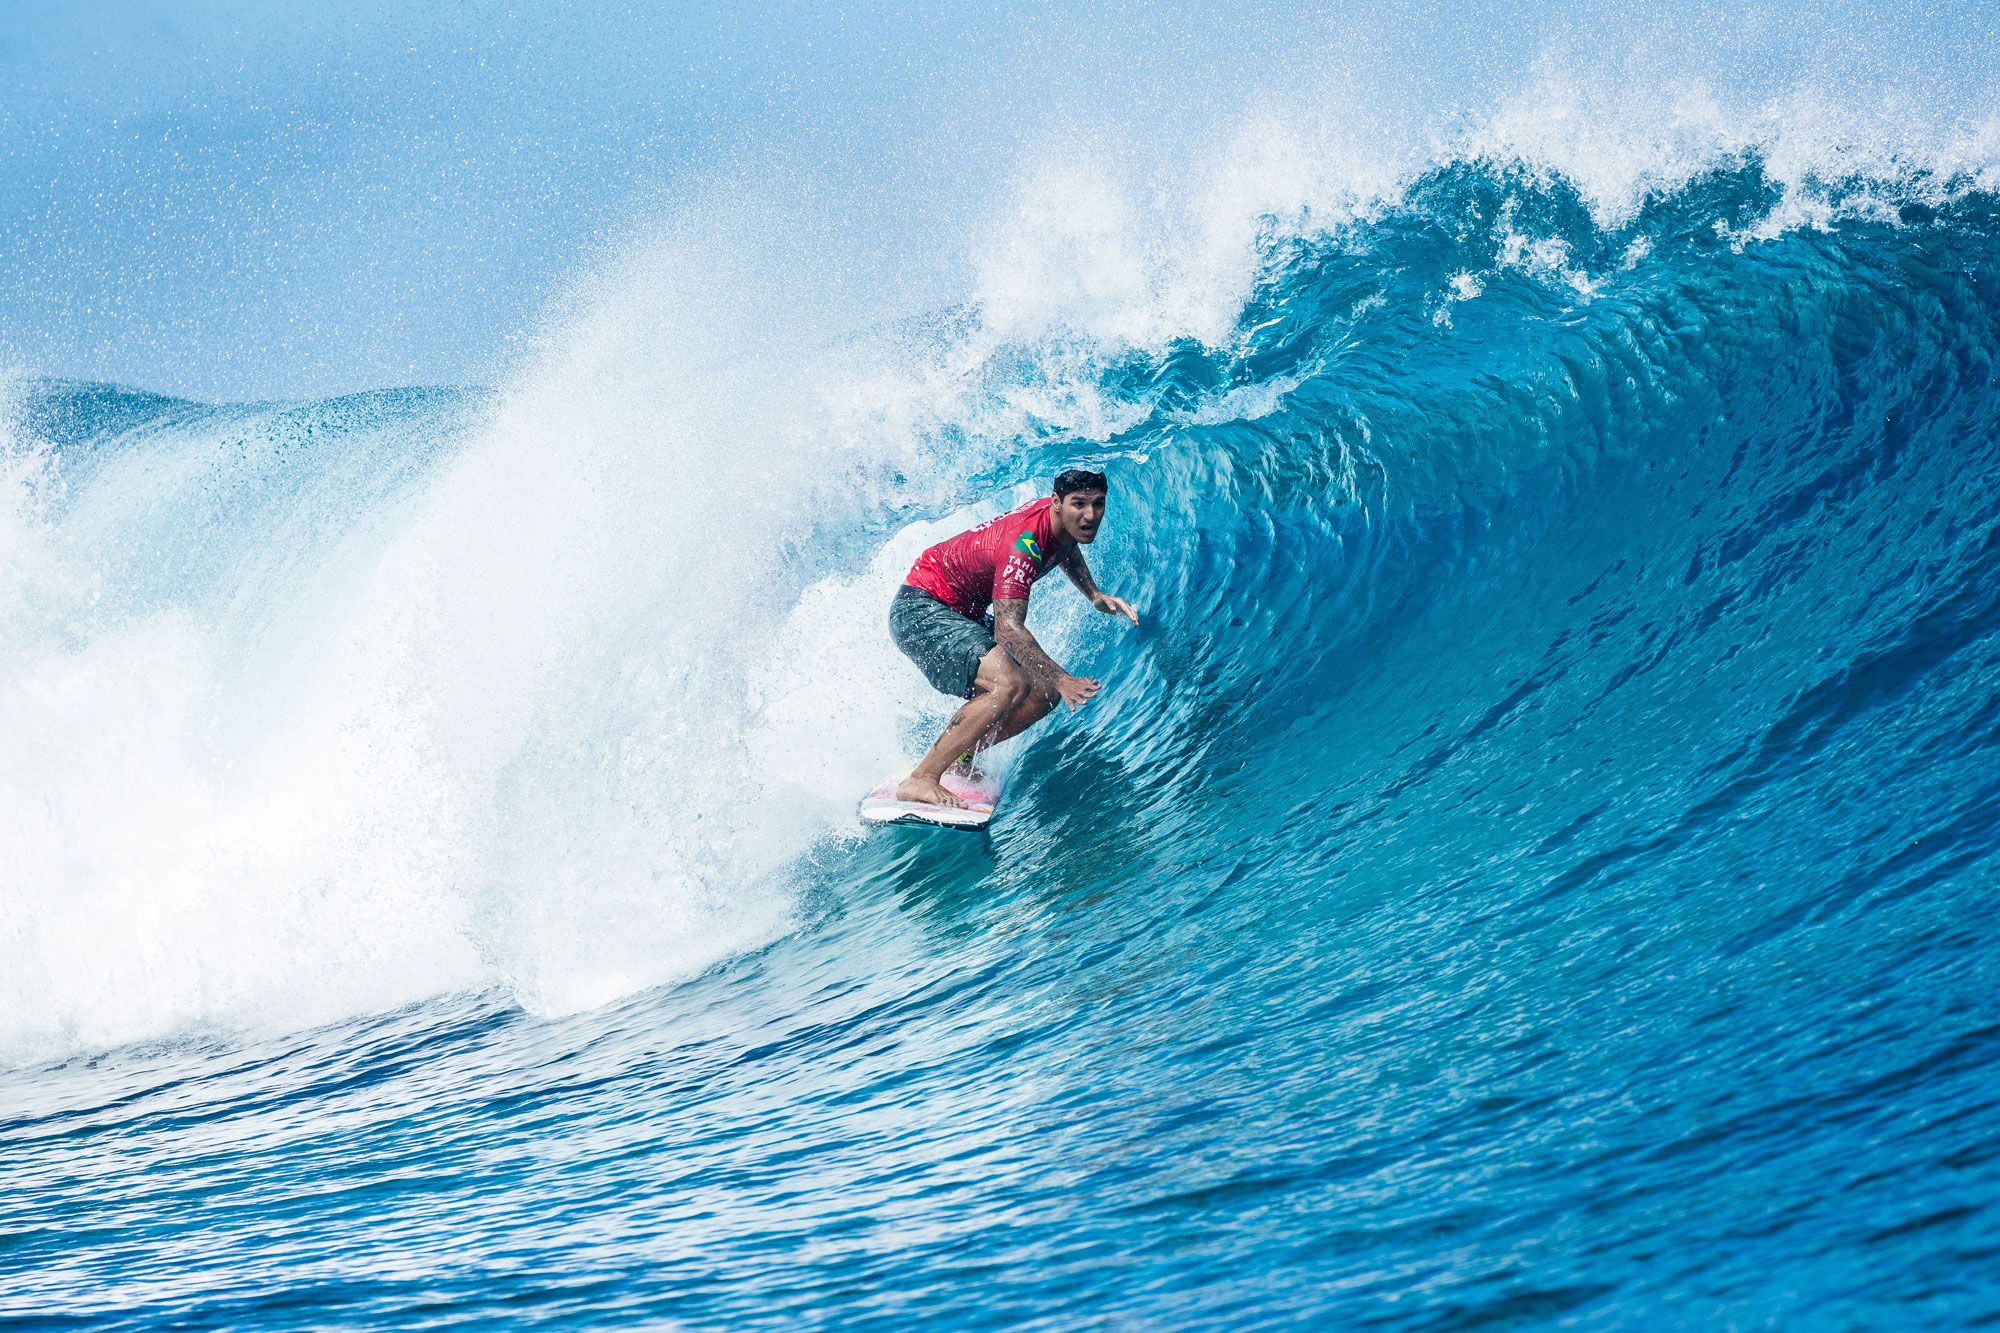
[{"x1": 1056, "y1": 489, "x2": 1107, "y2": 543}]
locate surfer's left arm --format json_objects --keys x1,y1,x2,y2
[{"x1": 1060, "y1": 546, "x2": 1139, "y2": 626}]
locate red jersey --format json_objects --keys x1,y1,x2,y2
[{"x1": 906, "y1": 496, "x2": 1072, "y2": 619}]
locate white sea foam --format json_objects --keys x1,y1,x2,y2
[
  {"x1": 0, "y1": 193, "x2": 1126, "y2": 1064},
  {"x1": 1467, "y1": 67, "x2": 2000, "y2": 227}
]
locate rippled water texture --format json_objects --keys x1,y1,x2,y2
[{"x1": 6, "y1": 156, "x2": 2000, "y2": 1327}]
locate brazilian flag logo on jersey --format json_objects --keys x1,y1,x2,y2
[{"x1": 1014, "y1": 530, "x2": 1042, "y2": 562}]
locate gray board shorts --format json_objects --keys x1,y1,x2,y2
[{"x1": 890, "y1": 585, "x2": 996, "y2": 699}]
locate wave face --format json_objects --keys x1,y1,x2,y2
[{"x1": 6, "y1": 149, "x2": 2000, "y2": 1327}]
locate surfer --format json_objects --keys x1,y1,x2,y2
[{"x1": 888, "y1": 469, "x2": 1140, "y2": 808}]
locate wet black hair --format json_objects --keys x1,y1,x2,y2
[{"x1": 1053, "y1": 468, "x2": 1109, "y2": 498}]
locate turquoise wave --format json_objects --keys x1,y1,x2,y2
[{"x1": 4, "y1": 156, "x2": 1999, "y2": 1327}]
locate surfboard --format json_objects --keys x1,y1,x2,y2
[{"x1": 857, "y1": 767, "x2": 1001, "y2": 832}]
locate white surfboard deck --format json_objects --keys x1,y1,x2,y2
[{"x1": 858, "y1": 767, "x2": 1003, "y2": 832}]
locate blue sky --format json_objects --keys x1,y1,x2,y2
[{"x1": 2, "y1": 0, "x2": 1993, "y2": 400}]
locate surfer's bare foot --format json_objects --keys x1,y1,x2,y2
[{"x1": 896, "y1": 776, "x2": 964, "y2": 808}]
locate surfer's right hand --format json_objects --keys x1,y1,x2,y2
[{"x1": 1057, "y1": 674, "x2": 1101, "y2": 709}]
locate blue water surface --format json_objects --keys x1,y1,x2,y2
[{"x1": 5, "y1": 160, "x2": 2000, "y2": 1328}]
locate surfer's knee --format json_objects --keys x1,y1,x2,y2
[
  {"x1": 979, "y1": 658, "x2": 1030, "y2": 709},
  {"x1": 994, "y1": 675, "x2": 1030, "y2": 711}
]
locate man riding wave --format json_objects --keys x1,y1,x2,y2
[{"x1": 888, "y1": 469, "x2": 1139, "y2": 808}]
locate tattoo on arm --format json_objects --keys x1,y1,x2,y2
[
  {"x1": 991, "y1": 599, "x2": 1069, "y2": 693},
  {"x1": 1061, "y1": 545, "x2": 1100, "y2": 600}
]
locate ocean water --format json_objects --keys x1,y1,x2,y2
[{"x1": 6, "y1": 117, "x2": 2000, "y2": 1327}]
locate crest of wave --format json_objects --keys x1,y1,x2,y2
[{"x1": 1465, "y1": 63, "x2": 2000, "y2": 227}]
